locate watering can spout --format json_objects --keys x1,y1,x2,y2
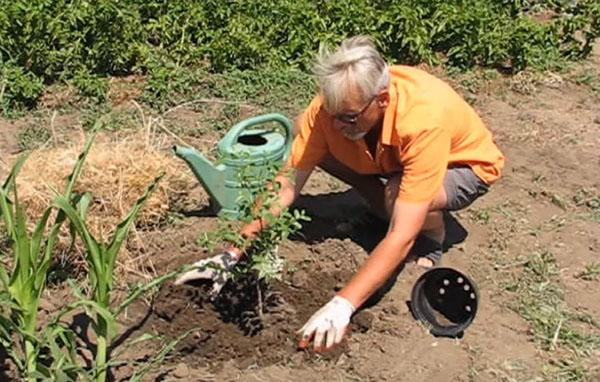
[{"x1": 173, "y1": 145, "x2": 226, "y2": 210}]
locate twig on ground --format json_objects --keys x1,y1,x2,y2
[
  {"x1": 51, "y1": 110, "x2": 58, "y2": 146},
  {"x1": 551, "y1": 318, "x2": 563, "y2": 349}
]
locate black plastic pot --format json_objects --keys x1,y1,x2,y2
[{"x1": 410, "y1": 267, "x2": 479, "y2": 338}]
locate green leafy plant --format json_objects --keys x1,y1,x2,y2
[
  {"x1": 0, "y1": 126, "x2": 184, "y2": 381},
  {"x1": 2, "y1": 0, "x2": 599, "y2": 112},
  {"x1": 53, "y1": 165, "x2": 175, "y2": 381},
  {"x1": 17, "y1": 126, "x2": 51, "y2": 151},
  {"x1": 200, "y1": 158, "x2": 309, "y2": 311},
  {"x1": 71, "y1": 71, "x2": 109, "y2": 103},
  {"x1": 575, "y1": 262, "x2": 600, "y2": 281},
  {"x1": 506, "y1": 251, "x2": 600, "y2": 355},
  {"x1": 0, "y1": 129, "x2": 89, "y2": 380},
  {"x1": 0, "y1": 63, "x2": 44, "y2": 116}
]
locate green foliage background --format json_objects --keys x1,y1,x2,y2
[{"x1": 1, "y1": 0, "x2": 599, "y2": 111}]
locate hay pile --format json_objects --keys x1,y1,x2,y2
[{"x1": 13, "y1": 133, "x2": 198, "y2": 244}]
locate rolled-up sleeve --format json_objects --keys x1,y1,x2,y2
[{"x1": 287, "y1": 97, "x2": 329, "y2": 171}]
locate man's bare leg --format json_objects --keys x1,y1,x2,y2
[{"x1": 416, "y1": 211, "x2": 445, "y2": 268}]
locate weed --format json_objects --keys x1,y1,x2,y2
[
  {"x1": 71, "y1": 71, "x2": 109, "y2": 103},
  {"x1": 543, "y1": 357, "x2": 588, "y2": 382},
  {"x1": 142, "y1": 63, "x2": 314, "y2": 116},
  {"x1": 81, "y1": 105, "x2": 139, "y2": 132},
  {"x1": 17, "y1": 126, "x2": 51, "y2": 151},
  {"x1": 575, "y1": 262, "x2": 600, "y2": 281},
  {"x1": 572, "y1": 188, "x2": 599, "y2": 210},
  {"x1": 507, "y1": 251, "x2": 600, "y2": 357},
  {"x1": 0, "y1": 63, "x2": 44, "y2": 117},
  {"x1": 140, "y1": 59, "x2": 199, "y2": 111},
  {"x1": 532, "y1": 173, "x2": 546, "y2": 183},
  {"x1": 469, "y1": 208, "x2": 492, "y2": 224}
]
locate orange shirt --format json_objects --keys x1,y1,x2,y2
[{"x1": 288, "y1": 65, "x2": 505, "y2": 203}]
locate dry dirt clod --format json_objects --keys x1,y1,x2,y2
[
  {"x1": 172, "y1": 362, "x2": 190, "y2": 378},
  {"x1": 352, "y1": 311, "x2": 375, "y2": 333},
  {"x1": 291, "y1": 270, "x2": 308, "y2": 288}
]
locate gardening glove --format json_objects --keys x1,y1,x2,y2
[
  {"x1": 298, "y1": 295, "x2": 356, "y2": 351},
  {"x1": 174, "y1": 250, "x2": 239, "y2": 296}
]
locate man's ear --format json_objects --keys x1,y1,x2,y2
[{"x1": 377, "y1": 90, "x2": 390, "y2": 108}]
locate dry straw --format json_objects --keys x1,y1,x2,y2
[
  {"x1": 3, "y1": 122, "x2": 199, "y2": 279},
  {"x1": 17, "y1": 135, "x2": 192, "y2": 236}
]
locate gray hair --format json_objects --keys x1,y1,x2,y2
[{"x1": 313, "y1": 36, "x2": 389, "y2": 113}]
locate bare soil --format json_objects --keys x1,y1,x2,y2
[{"x1": 1, "y1": 44, "x2": 599, "y2": 382}]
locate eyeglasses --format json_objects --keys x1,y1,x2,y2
[{"x1": 334, "y1": 95, "x2": 377, "y2": 125}]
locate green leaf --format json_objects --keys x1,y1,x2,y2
[
  {"x1": 63, "y1": 130, "x2": 96, "y2": 196},
  {"x1": 29, "y1": 207, "x2": 52, "y2": 268},
  {"x1": 53, "y1": 195, "x2": 103, "y2": 285},
  {"x1": 128, "y1": 328, "x2": 195, "y2": 382},
  {"x1": 115, "y1": 269, "x2": 178, "y2": 317},
  {"x1": 0, "y1": 188, "x2": 15, "y2": 237},
  {"x1": 106, "y1": 173, "x2": 163, "y2": 276},
  {"x1": 0, "y1": 264, "x2": 10, "y2": 291},
  {"x1": 1, "y1": 154, "x2": 28, "y2": 192}
]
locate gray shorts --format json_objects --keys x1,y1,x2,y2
[{"x1": 443, "y1": 166, "x2": 489, "y2": 211}]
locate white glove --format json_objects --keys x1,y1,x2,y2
[
  {"x1": 298, "y1": 296, "x2": 356, "y2": 351},
  {"x1": 174, "y1": 251, "x2": 239, "y2": 296}
]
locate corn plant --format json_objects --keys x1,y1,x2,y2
[
  {"x1": 0, "y1": 131, "x2": 92, "y2": 380},
  {"x1": 53, "y1": 169, "x2": 172, "y2": 381}
]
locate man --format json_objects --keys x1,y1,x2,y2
[{"x1": 175, "y1": 36, "x2": 504, "y2": 351}]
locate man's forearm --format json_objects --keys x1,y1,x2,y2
[{"x1": 337, "y1": 233, "x2": 415, "y2": 308}]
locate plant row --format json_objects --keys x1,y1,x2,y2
[
  {"x1": 0, "y1": 126, "x2": 178, "y2": 381},
  {"x1": 1, "y1": 0, "x2": 599, "y2": 112}
]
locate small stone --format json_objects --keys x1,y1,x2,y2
[
  {"x1": 238, "y1": 356, "x2": 257, "y2": 369},
  {"x1": 594, "y1": 115, "x2": 600, "y2": 125},
  {"x1": 291, "y1": 270, "x2": 308, "y2": 288},
  {"x1": 172, "y1": 363, "x2": 190, "y2": 379},
  {"x1": 383, "y1": 305, "x2": 400, "y2": 315},
  {"x1": 352, "y1": 311, "x2": 375, "y2": 333}
]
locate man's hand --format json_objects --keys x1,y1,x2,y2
[
  {"x1": 298, "y1": 296, "x2": 356, "y2": 351},
  {"x1": 174, "y1": 251, "x2": 239, "y2": 297}
]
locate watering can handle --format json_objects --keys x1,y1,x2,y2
[{"x1": 220, "y1": 113, "x2": 293, "y2": 156}]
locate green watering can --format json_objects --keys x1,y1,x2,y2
[{"x1": 174, "y1": 113, "x2": 293, "y2": 219}]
